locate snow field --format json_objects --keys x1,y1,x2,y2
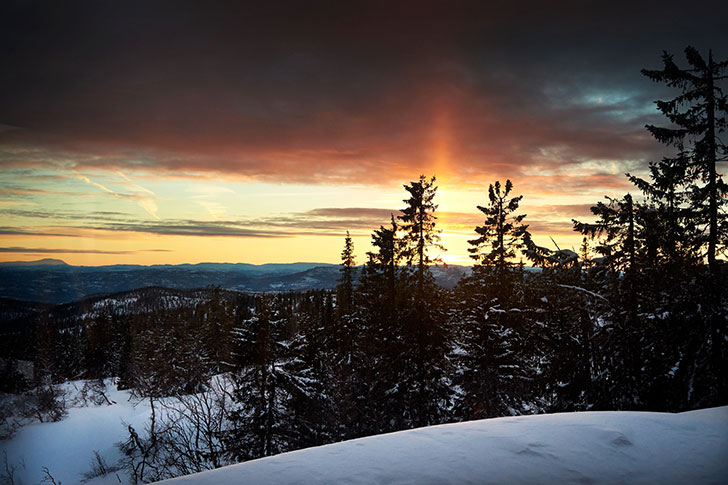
[
  {"x1": 1, "y1": 381, "x2": 150, "y2": 484},
  {"x1": 162, "y1": 407, "x2": 728, "y2": 484},
  {"x1": 1, "y1": 379, "x2": 726, "y2": 484}
]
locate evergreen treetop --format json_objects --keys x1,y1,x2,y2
[
  {"x1": 641, "y1": 46, "x2": 728, "y2": 275},
  {"x1": 468, "y1": 180, "x2": 531, "y2": 271},
  {"x1": 398, "y1": 175, "x2": 445, "y2": 270},
  {"x1": 337, "y1": 231, "x2": 356, "y2": 314}
]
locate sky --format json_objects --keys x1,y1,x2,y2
[{"x1": 1, "y1": 1, "x2": 726, "y2": 265}]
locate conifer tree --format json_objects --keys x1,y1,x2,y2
[
  {"x1": 337, "y1": 231, "x2": 356, "y2": 315},
  {"x1": 332, "y1": 233, "x2": 367, "y2": 439},
  {"x1": 398, "y1": 175, "x2": 445, "y2": 296},
  {"x1": 580, "y1": 237, "x2": 592, "y2": 269},
  {"x1": 641, "y1": 46, "x2": 727, "y2": 276},
  {"x1": 366, "y1": 215, "x2": 399, "y2": 307},
  {"x1": 345, "y1": 216, "x2": 405, "y2": 434},
  {"x1": 281, "y1": 292, "x2": 336, "y2": 450},
  {"x1": 468, "y1": 179, "x2": 531, "y2": 274},
  {"x1": 396, "y1": 175, "x2": 450, "y2": 428},
  {"x1": 574, "y1": 194, "x2": 642, "y2": 279},
  {"x1": 33, "y1": 313, "x2": 58, "y2": 386},
  {"x1": 574, "y1": 194, "x2": 673, "y2": 407},
  {"x1": 641, "y1": 47, "x2": 728, "y2": 402},
  {"x1": 454, "y1": 180, "x2": 536, "y2": 418},
  {"x1": 627, "y1": 152, "x2": 701, "y2": 268},
  {"x1": 227, "y1": 295, "x2": 289, "y2": 460}
]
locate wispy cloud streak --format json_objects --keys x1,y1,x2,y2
[{"x1": 73, "y1": 171, "x2": 160, "y2": 219}]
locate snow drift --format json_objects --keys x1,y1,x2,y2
[
  {"x1": 163, "y1": 407, "x2": 728, "y2": 484},
  {"x1": 2, "y1": 383, "x2": 725, "y2": 485}
]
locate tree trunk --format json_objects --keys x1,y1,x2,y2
[{"x1": 706, "y1": 50, "x2": 718, "y2": 278}]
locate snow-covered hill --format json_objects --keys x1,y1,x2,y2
[
  {"x1": 163, "y1": 407, "x2": 728, "y2": 484},
  {"x1": 1, "y1": 379, "x2": 725, "y2": 484}
]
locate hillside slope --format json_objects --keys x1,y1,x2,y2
[{"x1": 163, "y1": 407, "x2": 728, "y2": 484}]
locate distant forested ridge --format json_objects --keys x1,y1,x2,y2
[{"x1": 0, "y1": 261, "x2": 468, "y2": 304}]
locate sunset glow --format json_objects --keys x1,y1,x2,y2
[{"x1": 1, "y1": 2, "x2": 724, "y2": 266}]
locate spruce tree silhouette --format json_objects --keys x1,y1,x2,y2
[
  {"x1": 642, "y1": 47, "x2": 727, "y2": 400},
  {"x1": 337, "y1": 231, "x2": 356, "y2": 315},
  {"x1": 641, "y1": 46, "x2": 727, "y2": 277},
  {"x1": 468, "y1": 179, "x2": 531, "y2": 275}
]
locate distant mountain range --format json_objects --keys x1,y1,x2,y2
[
  {"x1": 0, "y1": 258, "x2": 69, "y2": 267},
  {"x1": 0, "y1": 260, "x2": 469, "y2": 304}
]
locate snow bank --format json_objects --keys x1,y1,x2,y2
[
  {"x1": 2, "y1": 382, "x2": 726, "y2": 485},
  {"x1": 163, "y1": 407, "x2": 728, "y2": 485},
  {"x1": 0, "y1": 381, "x2": 150, "y2": 485}
]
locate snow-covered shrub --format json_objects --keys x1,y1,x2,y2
[
  {"x1": 81, "y1": 449, "x2": 120, "y2": 482},
  {"x1": 29, "y1": 381, "x2": 67, "y2": 423},
  {"x1": 117, "y1": 376, "x2": 235, "y2": 483},
  {"x1": 76, "y1": 379, "x2": 115, "y2": 407}
]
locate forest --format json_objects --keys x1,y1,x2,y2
[{"x1": 0, "y1": 47, "x2": 726, "y2": 483}]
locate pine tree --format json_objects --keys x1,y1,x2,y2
[
  {"x1": 528, "y1": 249, "x2": 608, "y2": 412},
  {"x1": 454, "y1": 180, "x2": 537, "y2": 418},
  {"x1": 572, "y1": 191, "x2": 703, "y2": 408},
  {"x1": 627, "y1": 152, "x2": 701, "y2": 268},
  {"x1": 280, "y1": 292, "x2": 336, "y2": 450},
  {"x1": 580, "y1": 237, "x2": 592, "y2": 269},
  {"x1": 468, "y1": 180, "x2": 531, "y2": 273},
  {"x1": 453, "y1": 279, "x2": 530, "y2": 418},
  {"x1": 367, "y1": 216, "x2": 399, "y2": 307},
  {"x1": 331, "y1": 233, "x2": 358, "y2": 427},
  {"x1": 33, "y1": 312, "x2": 57, "y2": 387},
  {"x1": 640, "y1": 46, "x2": 728, "y2": 405},
  {"x1": 396, "y1": 175, "x2": 450, "y2": 428},
  {"x1": 350, "y1": 215, "x2": 406, "y2": 434},
  {"x1": 197, "y1": 287, "x2": 236, "y2": 373},
  {"x1": 573, "y1": 193, "x2": 645, "y2": 405},
  {"x1": 337, "y1": 231, "x2": 356, "y2": 315},
  {"x1": 398, "y1": 175, "x2": 445, "y2": 296},
  {"x1": 227, "y1": 295, "x2": 288, "y2": 460},
  {"x1": 574, "y1": 194, "x2": 642, "y2": 279},
  {"x1": 641, "y1": 46, "x2": 727, "y2": 276}
]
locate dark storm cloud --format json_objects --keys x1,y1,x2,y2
[{"x1": 0, "y1": 1, "x2": 725, "y2": 184}]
